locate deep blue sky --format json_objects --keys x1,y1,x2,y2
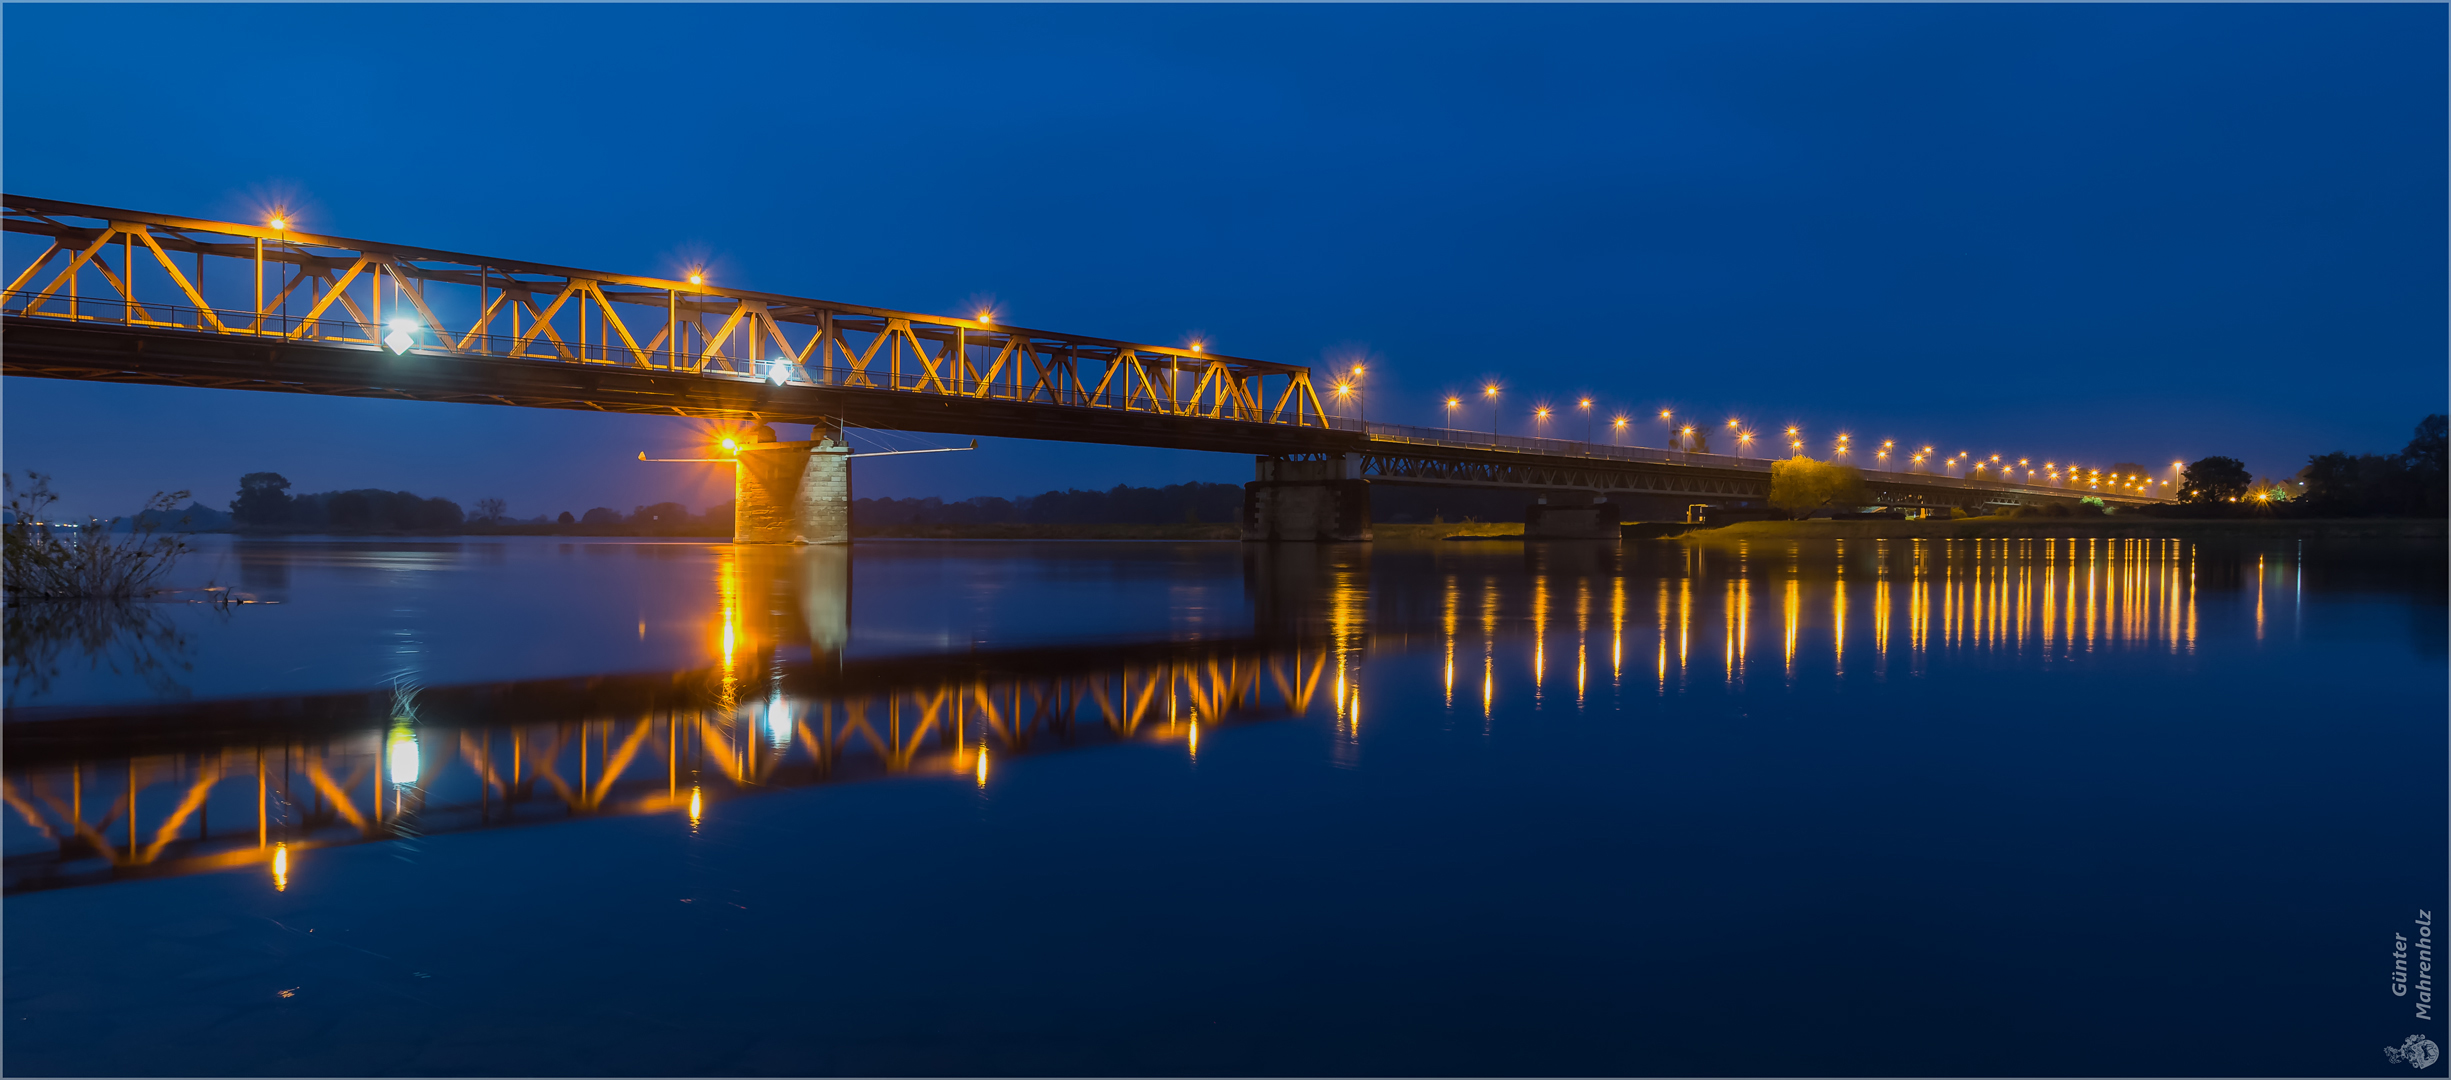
[{"x1": 6, "y1": 4, "x2": 2443, "y2": 519}]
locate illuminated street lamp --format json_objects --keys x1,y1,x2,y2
[
  {"x1": 1578, "y1": 397, "x2": 1593, "y2": 442},
  {"x1": 384, "y1": 317, "x2": 419, "y2": 354},
  {"x1": 1445, "y1": 396, "x2": 1462, "y2": 429},
  {"x1": 1483, "y1": 383, "x2": 1501, "y2": 433}
]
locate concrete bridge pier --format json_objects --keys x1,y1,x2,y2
[
  {"x1": 734, "y1": 418, "x2": 853, "y2": 545},
  {"x1": 1243, "y1": 454, "x2": 1372, "y2": 542}
]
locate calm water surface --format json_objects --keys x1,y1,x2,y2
[{"x1": 4, "y1": 533, "x2": 2443, "y2": 1076}]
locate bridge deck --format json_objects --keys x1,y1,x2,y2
[{"x1": 1, "y1": 194, "x2": 2163, "y2": 507}]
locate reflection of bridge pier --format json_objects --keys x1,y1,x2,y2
[{"x1": 723, "y1": 541, "x2": 850, "y2": 663}]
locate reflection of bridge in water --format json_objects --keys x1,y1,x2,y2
[
  {"x1": 2, "y1": 636, "x2": 1343, "y2": 895},
  {"x1": 7, "y1": 532, "x2": 2282, "y2": 895}
]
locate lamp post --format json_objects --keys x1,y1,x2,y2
[
  {"x1": 1482, "y1": 384, "x2": 1501, "y2": 434},
  {"x1": 272, "y1": 214, "x2": 289, "y2": 335},
  {"x1": 1445, "y1": 396, "x2": 1462, "y2": 432},
  {"x1": 1578, "y1": 398, "x2": 1593, "y2": 443}
]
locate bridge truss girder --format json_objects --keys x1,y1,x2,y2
[
  {"x1": 0, "y1": 320, "x2": 1364, "y2": 457},
  {"x1": 1, "y1": 195, "x2": 1334, "y2": 435}
]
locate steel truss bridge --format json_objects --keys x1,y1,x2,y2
[
  {"x1": 0, "y1": 195, "x2": 2159, "y2": 508},
  {"x1": 2, "y1": 637, "x2": 1342, "y2": 895}
]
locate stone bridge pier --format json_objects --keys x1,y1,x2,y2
[
  {"x1": 1243, "y1": 454, "x2": 1372, "y2": 542},
  {"x1": 734, "y1": 417, "x2": 853, "y2": 545}
]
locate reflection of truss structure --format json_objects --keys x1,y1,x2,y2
[
  {"x1": 1, "y1": 641, "x2": 1331, "y2": 895},
  {"x1": 0, "y1": 196, "x2": 1335, "y2": 452}
]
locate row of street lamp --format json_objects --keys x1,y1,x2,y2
[
  {"x1": 1326, "y1": 374, "x2": 2175, "y2": 494},
  {"x1": 261, "y1": 206, "x2": 2169, "y2": 498}
]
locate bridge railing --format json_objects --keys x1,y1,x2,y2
[
  {"x1": 0, "y1": 288, "x2": 1308, "y2": 418},
  {"x1": 0, "y1": 196, "x2": 1335, "y2": 430},
  {"x1": 1346, "y1": 420, "x2": 2160, "y2": 501}
]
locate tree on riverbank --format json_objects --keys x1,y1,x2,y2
[
  {"x1": 1768, "y1": 458, "x2": 1867, "y2": 516},
  {"x1": 2178, "y1": 456, "x2": 2251, "y2": 504}
]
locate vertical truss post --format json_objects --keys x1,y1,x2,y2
[{"x1": 253, "y1": 238, "x2": 263, "y2": 336}]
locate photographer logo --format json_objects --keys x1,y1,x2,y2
[{"x1": 2384, "y1": 1035, "x2": 2439, "y2": 1069}]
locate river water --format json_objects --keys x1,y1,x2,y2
[{"x1": 4, "y1": 533, "x2": 2443, "y2": 1075}]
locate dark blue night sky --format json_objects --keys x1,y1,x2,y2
[{"x1": 5, "y1": 4, "x2": 2442, "y2": 519}]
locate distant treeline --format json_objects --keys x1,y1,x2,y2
[
  {"x1": 854, "y1": 482, "x2": 1245, "y2": 527},
  {"x1": 194, "y1": 473, "x2": 730, "y2": 534},
  {"x1": 130, "y1": 418, "x2": 2441, "y2": 537},
  {"x1": 2293, "y1": 414, "x2": 2446, "y2": 516},
  {"x1": 2148, "y1": 414, "x2": 2445, "y2": 518}
]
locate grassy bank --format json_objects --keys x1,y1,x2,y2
[
  {"x1": 1373, "y1": 521, "x2": 1526, "y2": 543},
  {"x1": 1674, "y1": 517, "x2": 2446, "y2": 542}
]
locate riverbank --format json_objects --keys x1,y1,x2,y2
[{"x1": 175, "y1": 516, "x2": 2444, "y2": 544}]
